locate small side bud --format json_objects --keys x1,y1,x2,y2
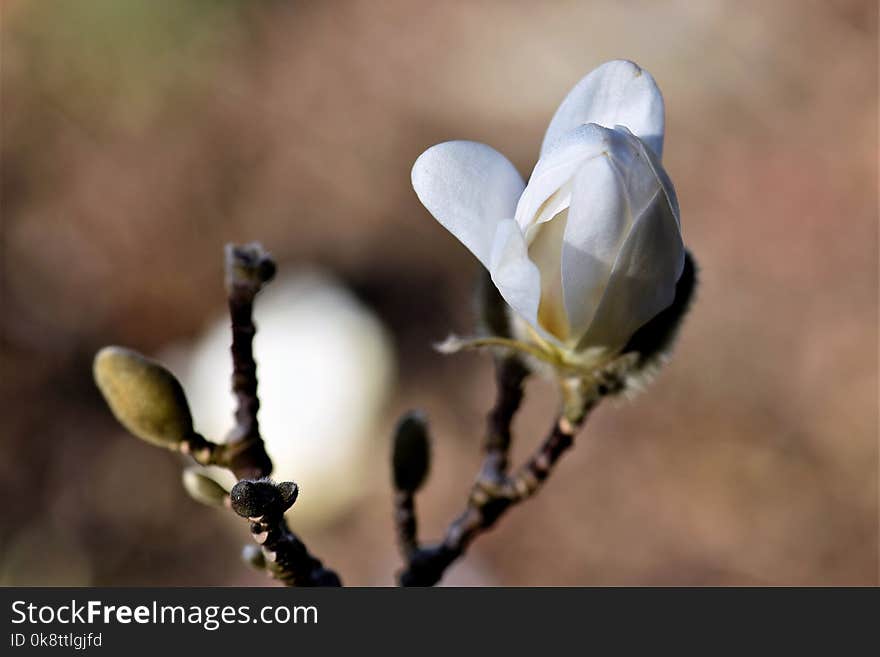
[
  {"x1": 392, "y1": 411, "x2": 431, "y2": 493},
  {"x1": 182, "y1": 467, "x2": 229, "y2": 508},
  {"x1": 276, "y1": 481, "x2": 299, "y2": 512},
  {"x1": 93, "y1": 346, "x2": 194, "y2": 448},
  {"x1": 241, "y1": 544, "x2": 266, "y2": 571}
]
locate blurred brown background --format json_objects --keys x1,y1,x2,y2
[{"x1": 1, "y1": 0, "x2": 877, "y2": 586}]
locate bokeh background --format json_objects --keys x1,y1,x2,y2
[{"x1": 1, "y1": 0, "x2": 877, "y2": 586}]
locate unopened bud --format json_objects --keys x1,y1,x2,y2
[
  {"x1": 276, "y1": 481, "x2": 299, "y2": 511},
  {"x1": 392, "y1": 411, "x2": 430, "y2": 493},
  {"x1": 182, "y1": 467, "x2": 229, "y2": 507},
  {"x1": 93, "y1": 346, "x2": 193, "y2": 448}
]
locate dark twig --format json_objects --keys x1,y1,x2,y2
[
  {"x1": 173, "y1": 244, "x2": 279, "y2": 476},
  {"x1": 222, "y1": 242, "x2": 275, "y2": 480},
  {"x1": 393, "y1": 491, "x2": 419, "y2": 560},
  {"x1": 398, "y1": 411, "x2": 591, "y2": 586},
  {"x1": 396, "y1": 354, "x2": 592, "y2": 586},
  {"x1": 480, "y1": 356, "x2": 529, "y2": 485},
  {"x1": 229, "y1": 479, "x2": 341, "y2": 587},
  {"x1": 505, "y1": 411, "x2": 589, "y2": 501},
  {"x1": 217, "y1": 244, "x2": 341, "y2": 586}
]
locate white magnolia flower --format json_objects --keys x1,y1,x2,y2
[{"x1": 412, "y1": 60, "x2": 685, "y2": 370}]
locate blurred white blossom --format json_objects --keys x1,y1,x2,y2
[{"x1": 175, "y1": 270, "x2": 395, "y2": 528}]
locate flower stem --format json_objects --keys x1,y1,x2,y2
[
  {"x1": 223, "y1": 243, "x2": 275, "y2": 480},
  {"x1": 396, "y1": 355, "x2": 591, "y2": 586}
]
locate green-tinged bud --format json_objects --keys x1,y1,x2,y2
[
  {"x1": 392, "y1": 411, "x2": 430, "y2": 493},
  {"x1": 182, "y1": 467, "x2": 229, "y2": 508},
  {"x1": 241, "y1": 544, "x2": 266, "y2": 571},
  {"x1": 93, "y1": 346, "x2": 194, "y2": 448}
]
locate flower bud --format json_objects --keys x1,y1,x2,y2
[
  {"x1": 182, "y1": 467, "x2": 229, "y2": 508},
  {"x1": 93, "y1": 346, "x2": 194, "y2": 448},
  {"x1": 392, "y1": 411, "x2": 431, "y2": 493}
]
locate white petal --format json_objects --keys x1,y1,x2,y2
[
  {"x1": 622, "y1": 125, "x2": 680, "y2": 223},
  {"x1": 515, "y1": 123, "x2": 609, "y2": 233},
  {"x1": 412, "y1": 141, "x2": 525, "y2": 269},
  {"x1": 563, "y1": 127, "x2": 676, "y2": 341},
  {"x1": 488, "y1": 219, "x2": 542, "y2": 335},
  {"x1": 541, "y1": 60, "x2": 665, "y2": 160},
  {"x1": 528, "y1": 211, "x2": 570, "y2": 341},
  {"x1": 577, "y1": 164, "x2": 684, "y2": 353},
  {"x1": 560, "y1": 150, "x2": 629, "y2": 338}
]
